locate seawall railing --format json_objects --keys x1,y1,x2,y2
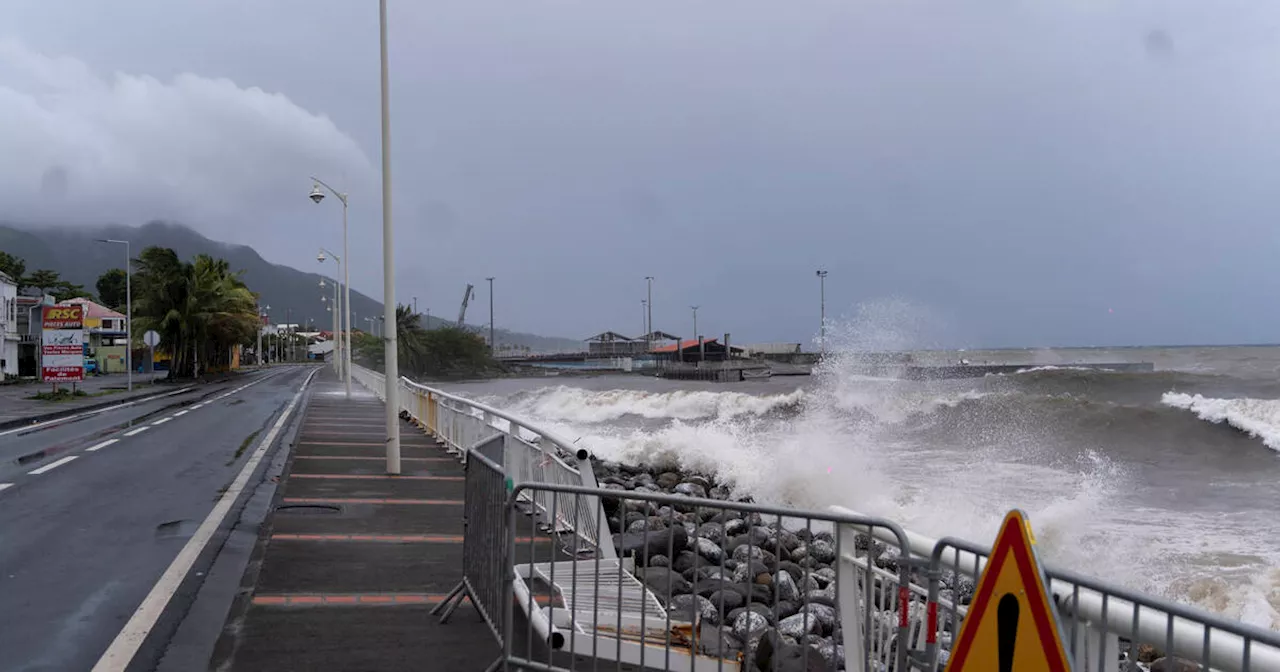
[
  {"x1": 350, "y1": 363, "x2": 614, "y2": 559},
  {"x1": 349, "y1": 363, "x2": 1280, "y2": 671}
]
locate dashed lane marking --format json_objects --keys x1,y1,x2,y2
[
  {"x1": 28, "y1": 456, "x2": 79, "y2": 475},
  {"x1": 173, "y1": 410, "x2": 189, "y2": 417},
  {"x1": 0, "y1": 483, "x2": 12, "y2": 493},
  {"x1": 152, "y1": 417, "x2": 172, "y2": 426},
  {"x1": 86, "y1": 439, "x2": 119, "y2": 452},
  {"x1": 123, "y1": 427, "x2": 149, "y2": 437}
]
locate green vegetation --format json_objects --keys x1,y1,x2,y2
[
  {"x1": 95, "y1": 268, "x2": 128, "y2": 310},
  {"x1": 353, "y1": 305, "x2": 497, "y2": 379},
  {"x1": 0, "y1": 253, "x2": 91, "y2": 301},
  {"x1": 28, "y1": 388, "x2": 89, "y2": 402},
  {"x1": 132, "y1": 247, "x2": 260, "y2": 379}
]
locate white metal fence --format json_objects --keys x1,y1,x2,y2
[
  {"x1": 349, "y1": 363, "x2": 1280, "y2": 672},
  {"x1": 350, "y1": 363, "x2": 614, "y2": 559}
]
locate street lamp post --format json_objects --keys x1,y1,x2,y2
[
  {"x1": 640, "y1": 300, "x2": 647, "y2": 343},
  {"x1": 96, "y1": 239, "x2": 132, "y2": 390},
  {"x1": 318, "y1": 249, "x2": 345, "y2": 380},
  {"x1": 257, "y1": 305, "x2": 264, "y2": 367},
  {"x1": 691, "y1": 305, "x2": 699, "y2": 341},
  {"x1": 644, "y1": 276, "x2": 654, "y2": 349},
  {"x1": 263, "y1": 305, "x2": 271, "y2": 364},
  {"x1": 816, "y1": 270, "x2": 828, "y2": 354},
  {"x1": 486, "y1": 277, "x2": 495, "y2": 354},
  {"x1": 310, "y1": 181, "x2": 352, "y2": 399},
  {"x1": 378, "y1": 0, "x2": 402, "y2": 476}
]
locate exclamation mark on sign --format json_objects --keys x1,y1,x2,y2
[{"x1": 998, "y1": 593, "x2": 1020, "y2": 672}]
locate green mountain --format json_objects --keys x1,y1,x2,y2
[{"x1": 0, "y1": 221, "x2": 582, "y2": 352}]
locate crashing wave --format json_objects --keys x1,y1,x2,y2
[
  {"x1": 497, "y1": 385, "x2": 805, "y2": 424},
  {"x1": 1161, "y1": 392, "x2": 1280, "y2": 452}
]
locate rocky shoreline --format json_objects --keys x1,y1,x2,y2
[
  {"x1": 591, "y1": 459, "x2": 1181, "y2": 672},
  {"x1": 592, "y1": 460, "x2": 954, "y2": 672}
]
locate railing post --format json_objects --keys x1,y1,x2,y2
[{"x1": 837, "y1": 524, "x2": 868, "y2": 672}]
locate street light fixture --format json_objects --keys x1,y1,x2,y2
[
  {"x1": 816, "y1": 270, "x2": 828, "y2": 354},
  {"x1": 317, "y1": 247, "x2": 344, "y2": 379},
  {"x1": 310, "y1": 181, "x2": 352, "y2": 400},
  {"x1": 95, "y1": 239, "x2": 132, "y2": 390}
]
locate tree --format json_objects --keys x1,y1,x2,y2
[
  {"x1": 96, "y1": 269, "x2": 128, "y2": 310},
  {"x1": 0, "y1": 252, "x2": 25, "y2": 285},
  {"x1": 351, "y1": 303, "x2": 494, "y2": 379},
  {"x1": 23, "y1": 268, "x2": 90, "y2": 302},
  {"x1": 132, "y1": 246, "x2": 259, "y2": 379}
]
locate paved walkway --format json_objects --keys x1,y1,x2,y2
[
  {"x1": 211, "y1": 369, "x2": 506, "y2": 671},
  {"x1": 0, "y1": 372, "x2": 170, "y2": 428}
]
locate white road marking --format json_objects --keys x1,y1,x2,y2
[
  {"x1": 123, "y1": 427, "x2": 149, "y2": 437},
  {"x1": 173, "y1": 410, "x2": 189, "y2": 417},
  {"x1": 86, "y1": 439, "x2": 119, "y2": 452},
  {"x1": 0, "y1": 386, "x2": 195, "y2": 438},
  {"x1": 92, "y1": 367, "x2": 318, "y2": 672},
  {"x1": 151, "y1": 417, "x2": 172, "y2": 426},
  {"x1": 28, "y1": 456, "x2": 78, "y2": 475},
  {"x1": 189, "y1": 404, "x2": 205, "y2": 410},
  {"x1": 0, "y1": 483, "x2": 12, "y2": 493}
]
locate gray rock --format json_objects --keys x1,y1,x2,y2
[
  {"x1": 732, "y1": 610, "x2": 771, "y2": 642},
  {"x1": 727, "y1": 603, "x2": 778, "y2": 627},
  {"x1": 708, "y1": 485, "x2": 732, "y2": 500},
  {"x1": 811, "y1": 640, "x2": 845, "y2": 669},
  {"x1": 694, "y1": 537, "x2": 724, "y2": 564},
  {"x1": 640, "y1": 567, "x2": 691, "y2": 597},
  {"x1": 666, "y1": 593, "x2": 719, "y2": 625},
  {"x1": 724, "y1": 517, "x2": 750, "y2": 536},
  {"x1": 633, "y1": 472, "x2": 655, "y2": 487},
  {"x1": 805, "y1": 584, "x2": 837, "y2": 606},
  {"x1": 732, "y1": 560, "x2": 772, "y2": 584},
  {"x1": 775, "y1": 570, "x2": 800, "y2": 603},
  {"x1": 674, "y1": 482, "x2": 708, "y2": 498},
  {"x1": 800, "y1": 603, "x2": 838, "y2": 635},
  {"x1": 656, "y1": 472, "x2": 682, "y2": 490},
  {"x1": 808, "y1": 539, "x2": 837, "y2": 564},
  {"x1": 647, "y1": 554, "x2": 669, "y2": 568},
  {"x1": 613, "y1": 523, "x2": 688, "y2": 562},
  {"x1": 707, "y1": 588, "x2": 745, "y2": 613},
  {"x1": 685, "y1": 475, "x2": 711, "y2": 489},
  {"x1": 777, "y1": 612, "x2": 821, "y2": 638},
  {"x1": 671, "y1": 550, "x2": 701, "y2": 574},
  {"x1": 813, "y1": 567, "x2": 836, "y2": 588},
  {"x1": 733, "y1": 544, "x2": 769, "y2": 563},
  {"x1": 696, "y1": 522, "x2": 726, "y2": 544},
  {"x1": 696, "y1": 625, "x2": 743, "y2": 658}
]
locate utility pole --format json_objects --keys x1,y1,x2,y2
[
  {"x1": 486, "y1": 277, "x2": 495, "y2": 354},
  {"x1": 816, "y1": 270, "x2": 828, "y2": 354},
  {"x1": 645, "y1": 276, "x2": 654, "y2": 349},
  {"x1": 413, "y1": 296, "x2": 418, "y2": 315},
  {"x1": 691, "y1": 305, "x2": 699, "y2": 341},
  {"x1": 378, "y1": 0, "x2": 401, "y2": 475},
  {"x1": 257, "y1": 306, "x2": 263, "y2": 367},
  {"x1": 641, "y1": 300, "x2": 647, "y2": 345}
]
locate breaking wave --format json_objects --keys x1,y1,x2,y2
[
  {"x1": 499, "y1": 385, "x2": 804, "y2": 423},
  {"x1": 1162, "y1": 392, "x2": 1280, "y2": 452}
]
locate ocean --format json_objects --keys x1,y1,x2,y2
[{"x1": 435, "y1": 344, "x2": 1280, "y2": 630}]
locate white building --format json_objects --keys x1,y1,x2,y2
[{"x1": 0, "y1": 272, "x2": 18, "y2": 380}]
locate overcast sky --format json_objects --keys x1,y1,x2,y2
[{"x1": 4, "y1": 0, "x2": 1280, "y2": 348}]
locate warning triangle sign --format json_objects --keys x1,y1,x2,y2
[{"x1": 944, "y1": 509, "x2": 1073, "y2": 672}]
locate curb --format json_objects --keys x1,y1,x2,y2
[{"x1": 0, "y1": 386, "x2": 187, "y2": 432}]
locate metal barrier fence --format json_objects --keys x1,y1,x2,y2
[
  {"x1": 833, "y1": 506, "x2": 1280, "y2": 672},
  {"x1": 433, "y1": 435, "x2": 510, "y2": 672},
  {"x1": 500, "y1": 482, "x2": 919, "y2": 672},
  {"x1": 350, "y1": 364, "x2": 615, "y2": 559}
]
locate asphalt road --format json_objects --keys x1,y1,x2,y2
[{"x1": 0, "y1": 366, "x2": 316, "y2": 672}]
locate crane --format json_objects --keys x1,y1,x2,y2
[{"x1": 456, "y1": 283, "x2": 475, "y2": 326}]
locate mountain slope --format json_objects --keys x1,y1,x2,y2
[{"x1": 0, "y1": 221, "x2": 582, "y2": 351}]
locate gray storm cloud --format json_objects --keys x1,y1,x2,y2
[{"x1": 0, "y1": 39, "x2": 375, "y2": 231}]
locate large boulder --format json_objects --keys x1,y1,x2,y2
[
  {"x1": 777, "y1": 612, "x2": 820, "y2": 639},
  {"x1": 732, "y1": 610, "x2": 772, "y2": 642},
  {"x1": 613, "y1": 523, "x2": 688, "y2": 562},
  {"x1": 640, "y1": 567, "x2": 692, "y2": 597},
  {"x1": 672, "y1": 550, "x2": 702, "y2": 574},
  {"x1": 674, "y1": 482, "x2": 708, "y2": 498},
  {"x1": 693, "y1": 537, "x2": 725, "y2": 564},
  {"x1": 707, "y1": 589, "x2": 746, "y2": 613},
  {"x1": 774, "y1": 570, "x2": 800, "y2": 603},
  {"x1": 656, "y1": 472, "x2": 682, "y2": 490},
  {"x1": 696, "y1": 522, "x2": 726, "y2": 544},
  {"x1": 754, "y1": 629, "x2": 830, "y2": 672},
  {"x1": 1151, "y1": 658, "x2": 1200, "y2": 672},
  {"x1": 728, "y1": 603, "x2": 778, "y2": 627},
  {"x1": 666, "y1": 593, "x2": 719, "y2": 625}
]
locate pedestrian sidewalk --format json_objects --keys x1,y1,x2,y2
[
  {"x1": 211, "y1": 369, "x2": 504, "y2": 671},
  {"x1": 0, "y1": 372, "x2": 170, "y2": 428}
]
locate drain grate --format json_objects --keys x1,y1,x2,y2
[{"x1": 275, "y1": 504, "x2": 341, "y2": 515}]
